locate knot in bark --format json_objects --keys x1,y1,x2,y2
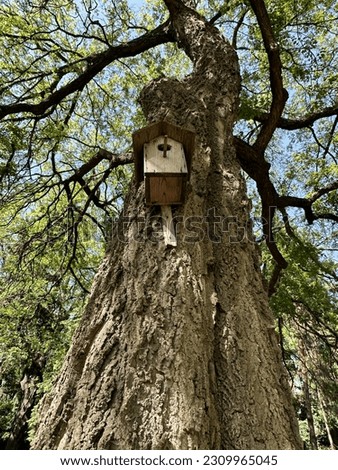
[{"x1": 138, "y1": 77, "x2": 203, "y2": 130}]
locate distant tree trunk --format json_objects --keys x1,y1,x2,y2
[
  {"x1": 5, "y1": 358, "x2": 43, "y2": 450},
  {"x1": 32, "y1": 1, "x2": 301, "y2": 450},
  {"x1": 298, "y1": 336, "x2": 318, "y2": 449},
  {"x1": 318, "y1": 387, "x2": 335, "y2": 449}
]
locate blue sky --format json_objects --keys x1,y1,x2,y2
[{"x1": 127, "y1": 0, "x2": 146, "y2": 9}]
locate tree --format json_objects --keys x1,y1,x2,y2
[
  {"x1": 267, "y1": 233, "x2": 338, "y2": 448},
  {"x1": 0, "y1": 0, "x2": 337, "y2": 450}
]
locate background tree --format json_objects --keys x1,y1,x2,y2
[{"x1": 0, "y1": 0, "x2": 337, "y2": 449}]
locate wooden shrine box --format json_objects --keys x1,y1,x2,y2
[{"x1": 133, "y1": 121, "x2": 195, "y2": 206}]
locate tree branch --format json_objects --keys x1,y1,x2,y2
[
  {"x1": 209, "y1": 11, "x2": 223, "y2": 25},
  {"x1": 268, "y1": 263, "x2": 284, "y2": 297},
  {"x1": 63, "y1": 150, "x2": 133, "y2": 210},
  {"x1": 278, "y1": 186, "x2": 338, "y2": 224},
  {"x1": 310, "y1": 181, "x2": 338, "y2": 203},
  {"x1": 249, "y1": 0, "x2": 288, "y2": 152},
  {"x1": 235, "y1": 134, "x2": 338, "y2": 268},
  {"x1": 66, "y1": 150, "x2": 133, "y2": 185},
  {"x1": 234, "y1": 136, "x2": 288, "y2": 269},
  {"x1": 0, "y1": 21, "x2": 173, "y2": 120},
  {"x1": 232, "y1": 8, "x2": 249, "y2": 49},
  {"x1": 256, "y1": 104, "x2": 338, "y2": 130}
]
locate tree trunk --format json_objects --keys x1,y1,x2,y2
[
  {"x1": 298, "y1": 336, "x2": 318, "y2": 449},
  {"x1": 32, "y1": 2, "x2": 301, "y2": 450},
  {"x1": 5, "y1": 372, "x2": 40, "y2": 450},
  {"x1": 318, "y1": 386, "x2": 335, "y2": 449}
]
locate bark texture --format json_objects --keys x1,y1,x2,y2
[{"x1": 32, "y1": 1, "x2": 301, "y2": 450}]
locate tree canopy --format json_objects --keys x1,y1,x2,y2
[{"x1": 0, "y1": 0, "x2": 337, "y2": 449}]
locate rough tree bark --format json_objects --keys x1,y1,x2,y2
[{"x1": 32, "y1": 1, "x2": 301, "y2": 449}]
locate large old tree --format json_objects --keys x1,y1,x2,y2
[{"x1": 1, "y1": 0, "x2": 337, "y2": 450}]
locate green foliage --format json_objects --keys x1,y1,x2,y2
[
  {"x1": 263, "y1": 225, "x2": 338, "y2": 448},
  {"x1": 237, "y1": 1, "x2": 338, "y2": 445},
  {"x1": 0, "y1": 0, "x2": 191, "y2": 446},
  {"x1": 0, "y1": 192, "x2": 99, "y2": 442}
]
